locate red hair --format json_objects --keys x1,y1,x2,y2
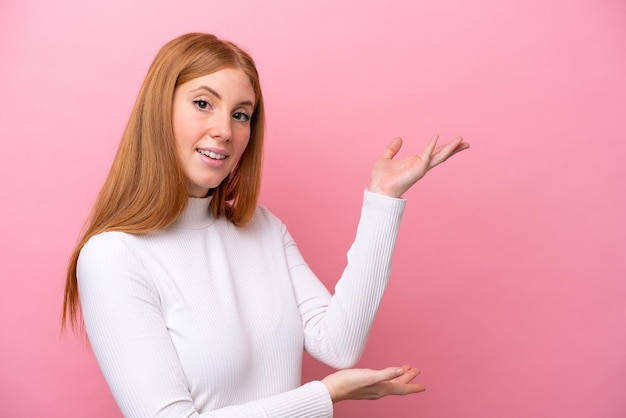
[{"x1": 62, "y1": 33, "x2": 265, "y2": 331}]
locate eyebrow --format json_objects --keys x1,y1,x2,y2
[{"x1": 189, "y1": 85, "x2": 255, "y2": 108}]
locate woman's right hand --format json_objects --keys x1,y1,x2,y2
[{"x1": 321, "y1": 365, "x2": 426, "y2": 403}]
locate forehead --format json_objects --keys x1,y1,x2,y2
[{"x1": 179, "y1": 68, "x2": 255, "y2": 102}]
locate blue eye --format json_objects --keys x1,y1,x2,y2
[
  {"x1": 233, "y1": 112, "x2": 251, "y2": 122},
  {"x1": 193, "y1": 100, "x2": 210, "y2": 110}
]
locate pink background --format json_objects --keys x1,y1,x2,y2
[{"x1": 1, "y1": 0, "x2": 625, "y2": 416}]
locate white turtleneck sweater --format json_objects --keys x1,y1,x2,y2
[{"x1": 77, "y1": 190, "x2": 406, "y2": 417}]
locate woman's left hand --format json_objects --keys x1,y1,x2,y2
[{"x1": 368, "y1": 135, "x2": 470, "y2": 198}]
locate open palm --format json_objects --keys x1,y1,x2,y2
[
  {"x1": 368, "y1": 134, "x2": 470, "y2": 198},
  {"x1": 322, "y1": 365, "x2": 425, "y2": 403}
]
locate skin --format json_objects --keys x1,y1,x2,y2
[
  {"x1": 172, "y1": 69, "x2": 470, "y2": 403},
  {"x1": 369, "y1": 134, "x2": 470, "y2": 198},
  {"x1": 172, "y1": 67, "x2": 256, "y2": 197},
  {"x1": 322, "y1": 365, "x2": 426, "y2": 402}
]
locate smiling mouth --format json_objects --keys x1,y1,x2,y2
[{"x1": 197, "y1": 149, "x2": 227, "y2": 160}]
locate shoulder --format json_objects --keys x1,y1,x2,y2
[
  {"x1": 77, "y1": 231, "x2": 162, "y2": 308},
  {"x1": 248, "y1": 204, "x2": 285, "y2": 230},
  {"x1": 81, "y1": 231, "x2": 135, "y2": 255},
  {"x1": 77, "y1": 231, "x2": 158, "y2": 291},
  {"x1": 228, "y1": 204, "x2": 290, "y2": 245},
  {"x1": 78, "y1": 231, "x2": 146, "y2": 274}
]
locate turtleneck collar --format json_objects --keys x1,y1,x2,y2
[{"x1": 172, "y1": 196, "x2": 215, "y2": 229}]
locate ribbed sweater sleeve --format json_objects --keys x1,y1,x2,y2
[
  {"x1": 287, "y1": 190, "x2": 406, "y2": 368},
  {"x1": 78, "y1": 234, "x2": 333, "y2": 418},
  {"x1": 76, "y1": 190, "x2": 405, "y2": 417}
]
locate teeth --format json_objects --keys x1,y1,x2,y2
[{"x1": 198, "y1": 149, "x2": 226, "y2": 160}]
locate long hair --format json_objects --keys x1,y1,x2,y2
[{"x1": 62, "y1": 33, "x2": 265, "y2": 331}]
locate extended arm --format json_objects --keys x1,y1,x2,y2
[
  {"x1": 285, "y1": 190, "x2": 406, "y2": 368},
  {"x1": 290, "y1": 135, "x2": 468, "y2": 401}
]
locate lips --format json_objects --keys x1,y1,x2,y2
[{"x1": 197, "y1": 149, "x2": 227, "y2": 160}]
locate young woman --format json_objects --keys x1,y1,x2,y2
[{"x1": 63, "y1": 32, "x2": 469, "y2": 417}]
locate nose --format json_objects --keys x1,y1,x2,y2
[{"x1": 207, "y1": 111, "x2": 232, "y2": 141}]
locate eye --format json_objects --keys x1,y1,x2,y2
[
  {"x1": 233, "y1": 111, "x2": 251, "y2": 122},
  {"x1": 193, "y1": 99, "x2": 211, "y2": 110}
]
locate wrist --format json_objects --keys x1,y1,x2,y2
[
  {"x1": 367, "y1": 185, "x2": 401, "y2": 198},
  {"x1": 321, "y1": 376, "x2": 339, "y2": 403}
]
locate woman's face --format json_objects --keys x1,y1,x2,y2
[{"x1": 172, "y1": 68, "x2": 256, "y2": 197}]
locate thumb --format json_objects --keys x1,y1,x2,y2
[
  {"x1": 373, "y1": 367, "x2": 406, "y2": 383},
  {"x1": 380, "y1": 137, "x2": 403, "y2": 160}
]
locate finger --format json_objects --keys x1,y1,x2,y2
[
  {"x1": 372, "y1": 366, "x2": 407, "y2": 384},
  {"x1": 420, "y1": 134, "x2": 439, "y2": 165},
  {"x1": 432, "y1": 138, "x2": 469, "y2": 155},
  {"x1": 424, "y1": 134, "x2": 439, "y2": 155},
  {"x1": 455, "y1": 141, "x2": 471, "y2": 152},
  {"x1": 432, "y1": 143, "x2": 449, "y2": 154},
  {"x1": 388, "y1": 367, "x2": 425, "y2": 395},
  {"x1": 381, "y1": 377, "x2": 426, "y2": 396},
  {"x1": 397, "y1": 365, "x2": 415, "y2": 375},
  {"x1": 445, "y1": 141, "x2": 470, "y2": 160},
  {"x1": 430, "y1": 136, "x2": 466, "y2": 167},
  {"x1": 394, "y1": 367, "x2": 421, "y2": 383},
  {"x1": 438, "y1": 140, "x2": 470, "y2": 162},
  {"x1": 399, "y1": 383, "x2": 427, "y2": 395},
  {"x1": 380, "y1": 137, "x2": 403, "y2": 160}
]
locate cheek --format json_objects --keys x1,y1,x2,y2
[
  {"x1": 172, "y1": 105, "x2": 198, "y2": 141},
  {"x1": 173, "y1": 120, "x2": 199, "y2": 151},
  {"x1": 235, "y1": 127, "x2": 252, "y2": 153},
  {"x1": 172, "y1": 131, "x2": 186, "y2": 156}
]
